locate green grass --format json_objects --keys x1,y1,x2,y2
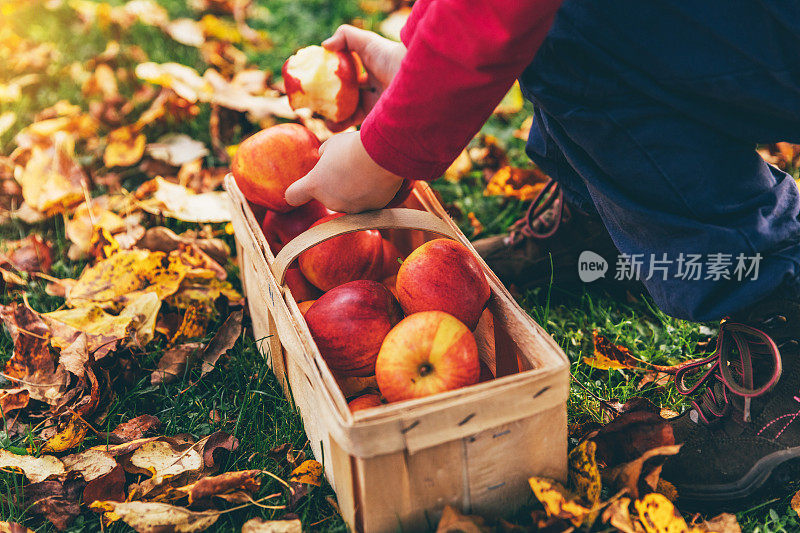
[{"x1": 2, "y1": 0, "x2": 800, "y2": 531}]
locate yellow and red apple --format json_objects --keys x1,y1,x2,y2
[
  {"x1": 395, "y1": 239, "x2": 490, "y2": 330},
  {"x1": 282, "y1": 45, "x2": 360, "y2": 123},
  {"x1": 375, "y1": 311, "x2": 480, "y2": 402},
  {"x1": 297, "y1": 300, "x2": 316, "y2": 316},
  {"x1": 305, "y1": 280, "x2": 402, "y2": 377},
  {"x1": 232, "y1": 123, "x2": 320, "y2": 212},
  {"x1": 299, "y1": 213, "x2": 384, "y2": 291}
]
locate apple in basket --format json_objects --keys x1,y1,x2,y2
[
  {"x1": 379, "y1": 238, "x2": 403, "y2": 278},
  {"x1": 232, "y1": 123, "x2": 320, "y2": 212},
  {"x1": 284, "y1": 267, "x2": 321, "y2": 302},
  {"x1": 305, "y1": 280, "x2": 402, "y2": 377},
  {"x1": 375, "y1": 311, "x2": 480, "y2": 402},
  {"x1": 282, "y1": 45, "x2": 360, "y2": 123},
  {"x1": 395, "y1": 238, "x2": 490, "y2": 330},
  {"x1": 298, "y1": 213, "x2": 384, "y2": 291},
  {"x1": 297, "y1": 300, "x2": 316, "y2": 316},
  {"x1": 268, "y1": 200, "x2": 333, "y2": 244},
  {"x1": 348, "y1": 393, "x2": 384, "y2": 412}
]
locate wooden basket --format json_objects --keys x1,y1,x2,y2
[{"x1": 225, "y1": 174, "x2": 570, "y2": 533}]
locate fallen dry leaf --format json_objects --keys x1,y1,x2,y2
[
  {"x1": 568, "y1": 440, "x2": 601, "y2": 507},
  {"x1": 444, "y1": 149, "x2": 473, "y2": 183},
  {"x1": 601, "y1": 497, "x2": 642, "y2": 533},
  {"x1": 24, "y1": 478, "x2": 85, "y2": 531},
  {"x1": 435, "y1": 504, "x2": 492, "y2": 533},
  {"x1": 104, "y1": 125, "x2": 146, "y2": 167},
  {"x1": 136, "y1": 226, "x2": 230, "y2": 265},
  {"x1": 604, "y1": 445, "x2": 681, "y2": 499},
  {"x1": 65, "y1": 202, "x2": 126, "y2": 254},
  {"x1": 166, "y1": 18, "x2": 206, "y2": 47},
  {"x1": 119, "y1": 292, "x2": 162, "y2": 346},
  {"x1": 62, "y1": 448, "x2": 118, "y2": 481},
  {"x1": 202, "y1": 430, "x2": 239, "y2": 469},
  {"x1": 494, "y1": 82, "x2": 524, "y2": 116},
  {"x1": 0, "y1": 387, "x2": 30, "y2": 414},
  {"x1": 137, "y1": 177, "x2": 231, "y2": 223},
  {"x1": 41, "y1": 414, "x2": 89, "y2": 453},
  {"x1": 484, "y1": 166, "x2": 549, "y2": 202},
  {"x1": 3, "y1": 333, "x2": 69, "y2": 404},
  {"x1": 127, "y1": 438, "x2": 204, "y2": 481},
  {"x1": 178, "y1": 469, "x2": 261, "y2": 504},
  {"x1": 200, "y1": 308, "x2": 242, "y2": 376},
  {"x1": 152, "y1": 342, "x2": 204, "y2": 385},
  {"x1": 91, "y1": 500, "x2": 220, "y2": 532},
  {"x1": 1, "y1": 234, "x2": 53, "y2": 273},
  {"x1": 167, "y1": 270, "x2": 241, "y2": 312},
  {"x1": 587, "y1": 405, "x2": 675, "y2": 470},
  {"x1": 584, "y1": 331, "x2": 646, "y2": 371},
  {"x1": 694, "y1": 513, "x2": 741, "y2": 533},
  {"x1": 17, "y1": 133, "x2": 87, "y2": 215},
  {"x1": 146, "y1": 133, "x2": 209, "y2": 167},
  {"x1": 83, "y1": 464, "x2": 127, "y2": 504},
  {"x1": 0, "y1": 521, "x2": 33, "y2": 533},
  {"x1": 241, "y1": 517, "x2": 302, "y2": 533},
  {"x1": 106, "y1": 414, "x2": 162, "y2": 443},
  {"x1": 0, "y1": 449, "x2": 66, "y2": 483},
  {"x1": 42, "y1": 305, "x2": 133, "y2": 359},
  {"x1": 634, "y1": 493, "x2": 693, "y2": 533},
  {"x1": 528, "y1": 477, "x2": 594, "y2": 528},
  {"x1": 67, "y1": 249, "x2": 191, "y2": 309}
]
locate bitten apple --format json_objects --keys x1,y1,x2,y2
[
  {"x1": 348, "y1": 393, "x2": 383, "y2": 412},
  {"x1": 231, "y1": 123, "x2": 320, "y2": 212},
  {"x1": 376, "y1": 311, "x2": 480, "y2": 402},
  {"x1": 285, "y1": 267, "x2": 321, "y2": 302},
  {"x1": 282, "y1": 45, "x2": 360, "y2": 123},
  {"x1": 305, "y1": 280, "x2": 402, "y2": 377},
  {"x1": 299, "y1": 213, "x2": 384, "y2": 291},
  {"x1": 395, "y1": 239, "x2": 490, "y2": 330}
]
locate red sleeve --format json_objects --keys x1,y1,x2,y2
[
  {"x1": 361, "y1": 0, "x2": 562, "y2": 180},
  {"x1": 399, "y1": 0, "x2": 431, "y2": 46}
]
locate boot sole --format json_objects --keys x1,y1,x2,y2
[{"x1": 677, "y1": 446, "x2": 800, "y2": 510}]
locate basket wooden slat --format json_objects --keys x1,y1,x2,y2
[{"x1": 226, "y1": 174, "x2": 569, "y2": 532}]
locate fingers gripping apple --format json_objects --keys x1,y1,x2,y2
[
  {"x1": 376, "y1": 311, "x2": 480, "y2": 402},
  {"x1": 283, "y1": 45, "x2": 360, "y2": 123}
]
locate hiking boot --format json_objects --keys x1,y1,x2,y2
[
  {"x1": 661, "y1": 296, "x2": 800, "y2": 508},
  {"x1": 472, "y1": 178, "x2": 623, "y2": 289}
]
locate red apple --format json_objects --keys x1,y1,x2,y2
[
  {"x1": 380, "y1": 238, "x2": 403, "y2": 278},
  {"x1": 270, "y1": 200, "x2": 333, "y2": 244},
  {"x1": 285, "y1": 267, "x2": 321, "y2": 302},
  {"x1": 248, "y1": 202, "x2": 268, "y2": 223},
  {"x1": 348, "y1": 393, "x2": 383, "y2": 412},
  {"x1": 375, "y1": 311, "x2": 480, "y2": 402},
  {"x1": 395, "y1": 239, "x2": 490, "y2": 330},
  {"x1": 231, "y1": 123, "x2": 320, "y2": 212},
  {"x1": 298, "y1": 300, "x2": 316, "y2": 316},
  {"x1": 260, "y1": 210, "x2": 283, "y2": 252},
  {"x1": 305, "y1": 280, "x2": 402, "y2": 377},
  {"x1": 299, "y1": 213, "x2": 384, "y2": 291},
  {"x1": 381, "y1": 275, "x2": 398, "y2": 299},
  {"x1": 282, "y1": 45, "x2": 359, "y2": 123}
]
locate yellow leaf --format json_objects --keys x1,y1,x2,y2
[
  {"x1": 0, "y1": 449, "x2": 66, "y2": 483},
  {"x1": 484, "y1": 166, "x2": 549, "y2": 202},
  {"x1": 88, "y1": 226, "x2": 121, "y2": 260},
  {"x1": 0, "y1": 521, "x2": 34, "y2": 533},
  {"x1": 119, "y1": 292, "x2": 161, "y2": 346},
  {"x1": 166, "y1": 270, "x2": 241, "y2": 312},
  {"x1": 135, "y1": 62, "x2": 210, "y2": 103},
  {"x1": 494, "y1": 81, "x2": 524, "y2": 115},
  {"x1": 528, "y1": 477, "x2": 593, "y2": 527},
  {"x1": 67, "y1": 249, "x2": 191, "y2": 310},
  {"x1": 634, "y1": 493, "x2": 695, "y2": 533},
  {"x1": 41, "y1": 414, "x2": 89, "y2": 453},
  {"x1": 444, "y1": 149, "x2": 472, "y2": 183},
  {"x1": 170, "y1": 306, "x2": 209, "y2": 345},
  {"x1": 290, "y1": 459, "x2": 323, "y2": 487},
  {"x1": 104, "y1": 126, "x2": 146, "y2": 167},
  {"x1": 200, "y1": 14, "x2": 243, "y2": 43},
  {"x1": 90, "y1": 501, "x2": 220, "y2": 532},
  {"x1": 18, "y1": 133, "x2": 86, "y2": 215},
  {"x1": 42, "y1": 305, "x2": 134, "y2": 357},
  {"x1": 65, "y1": 202, "x2": 126, "y2": 254},
  {"x1": 568, "y1": 440, "x2": 601, "y2": 506}
]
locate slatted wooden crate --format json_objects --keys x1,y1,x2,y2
[{"x1": 225, "y1": 174, "x2": 569, "y2": 533}]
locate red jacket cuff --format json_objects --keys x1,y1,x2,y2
[{"x1": 360, "y1": 122, "x2": 448, "y2": 181}]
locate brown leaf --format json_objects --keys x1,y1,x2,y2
[
  {"x1": 587, "y1": 406, "x2": 675, "y2": 470},
  {"x1": 108, "y1": 415, "x2": 162, "y2": 443},
  {"x1": 1, "y1": 235, "x2": 52, "y2": 273},
  {"x1": 0, "y1": 521, "x2": 34, "y2": 533},
  {"x1": 241, "y1": 517, "x2": 302, "y2": 533},
  {"x1": 436, "y1": 505, "x2": 492, "y2": 533},
  {"x1": 90, "y1": 501, "x2": 220, "y2": 532},
  {"x1": 603, "y1": 445, "x2": 682, "y2": 499},
  {"x1": 136, "y1": 226, "x2": 230, "y2": 266},
  {"x1": 90, "y1": 436, "x2": 161, "y2": 457},
  {"x1": 3, "y1": 333, "x2": 69, "y2": 405},
  {"x1": 202, "y1": 430, "x2": 239, "y2": 469},
  {"x1": 28, "y1": 492, "x2": 82, "y2": 531},
  {"x1": 183, "y1": 469, "x2": 261, "y2": 504},
  {"x1": 83, "y1": 464, "x2": 126, "y2": 505},
  {"x1": 0, "y1": 300, "x2": 50, "y2": 343},
  {"x1": 200, "y1": 309, "x2": 242, "y2": 376},
  {"x1": 694, "y1": 513, "x2": 741, "y2": 533},
  {"x1": 584, "y1": 331, "x2": 647, "y2": 371},
  {"x1": 152, "y1": 342, "x2": 204, "y2": 385},
  {"x1": 58, "y1": 333, "x2": 89, "y2": 377},
  {"x1": 0, "y1": 387, "x2": 30, "y2": 414}
]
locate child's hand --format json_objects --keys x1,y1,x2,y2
[
  {"x1": 284, "y1": 131, "x2": 404, "y2": 213},
  {"x1": 322, "y1": 25, "x2": 406, "y2": 132}
]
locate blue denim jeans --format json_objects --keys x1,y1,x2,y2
[{"x1": 518, "y1": 0, "x2": 800, "y2": 321}]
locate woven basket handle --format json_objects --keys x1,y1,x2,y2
[{"x1": 272, "y1": 208, "x2": 458, "y2": 284}]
